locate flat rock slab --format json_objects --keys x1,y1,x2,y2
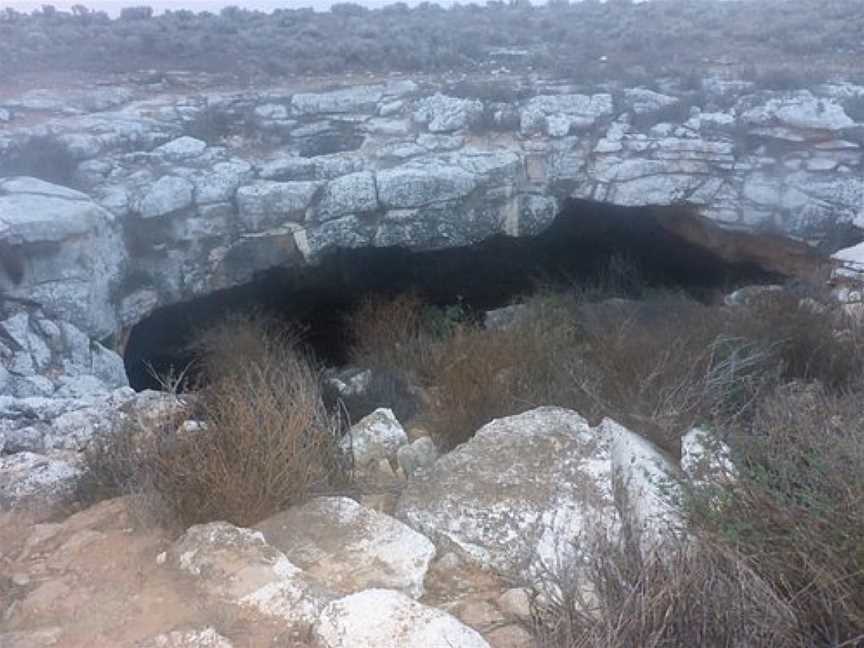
[
  {"x1": 136, "y1": 627, "x2": 234, "y2": 648},
  {"x1": 314, "y1": 588, "x2": 491, "y2": 648},
  {"x1": 256, "y1": 496, "x2": 435, "y2": 599},
  {"x1": 395, "y1": 407, "x2": 619, "y2": 582},
  {"x1": 168, "y1": 522, "x2": 328, "y2": 626}
]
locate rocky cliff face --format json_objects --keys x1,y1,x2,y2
[{"x1": 0, "y1": 75, "x2": 863, "y2": 394}]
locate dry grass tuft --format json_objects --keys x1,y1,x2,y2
[
  {"x1": 77, "y1": 314, "x2": 348, "y2": 529},
  {"x1": 532, "y1": 531, "x2": 799, "y2": 648}
]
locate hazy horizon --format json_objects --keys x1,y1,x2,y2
[{"x1": 1, "y1": 0, "x2": 465, "y2": 15}]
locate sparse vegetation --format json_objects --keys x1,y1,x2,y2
[
  {"x1": 77, "y1": 314, "x2": 349, "y2": 529},
  {"x1": 76, "y1": 261, "x2": 864, "y2": 644},
  {"x1": 345, "y1": 275, "x2": 864, "y2": 646},
  {"x1": 0, "y1": 136, "x2": 79, "y2": 187},
  {"x1": 1, "y1": 0, "x2": 862, "y2": 83}
]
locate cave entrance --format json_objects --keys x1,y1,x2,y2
[{"x1": 124, "y1": 199, "x2": 785, "y2": 391}]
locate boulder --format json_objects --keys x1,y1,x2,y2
[
  {"x1": 520, "y1": 94, "x2": 613, "y2": 136},
  {"x1": 0, "y1": 177, "x2": 103, "y2": 243},
  {"x1": 742, "y1": 91, "x2": 855, "y2": 132},
  {"x1": 395, "y1": 407, "x2": 619, "y2": 581},
  {"x1": 314, "y1": 589, "x2": 491, "y2": 648},
  {"x1": 153, "y1": 136, "x2": 208, "y2": 161},
  {"x1": 376, "y1": 163, "x2": 477, "y2": 208},
  {"x1": 292, "y1": 85, "x2": 383, "y2": 115},
  {"x1": 169, "y1": 521, "x2": 328, "y2": 625},
  {"x1": 681, "y1": 426, "x2": 738, "y2": 485},
  {"x1": 396, "y1": 437, "x2": 439, "y2": 477},
  {"x1": 414, "y1": 93, "x2": 483, "y2": 133},
  {"x1": 341, "y1": 408, "x2": 408, "y2": 467},
  {"x1": 314, "y1": 171, "x2": 379, "y2": 221},
  {"x1": 605, "y1": 418, "x2": 682, "y2": 551},
  {"x1": 192, "y1": 159, "x2": 253, "y2": 204},
  {"x1": 136, "y1": 176, "x2": 194, "y2": 218},
  {"x1": 0, "y1": 451, "x2": 81, "y2": 511},
  {"x1": 236, "y1": 180, "x2": 319, "y2": 230},
  {"x1": 624, "y1": 88, "x2": 680, "y2": 115},
  {"x1": 256, "y1": 496, "x2": 436, "y2": 598}
]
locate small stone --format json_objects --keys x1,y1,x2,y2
[
  {"x1": 436, "y1": 552, "x2": 464, "y2": 571},
  {"x1": 397, "y1": 436, "x2": 439, "y2": 477},
  {"x1": 454, "y1": 599, "x2": 505, "y2": 630},
  {"x1": 315, "y1": 589, "x2": 491, "y2": 648},
  {"x1": 496, "y1": 588, "x2": 532, "y2": 622},
  {"x1": 341, "y1": 408, "x2": 408, "y2": 467},
  {"x1": 156, "y1": 551, "x2": 167, "y2": 565},
  {"x1": 486, "y1": 624, "x2": 535, "y2": 648},
  {"x1": 12, "y1": 572, "x2": 30, "y2": 587},
  {"x1": 137, "y1": 627, "x2": 234, "y2": 647}
]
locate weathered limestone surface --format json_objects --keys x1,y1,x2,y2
[{"x1": 0, "y1": 76, "x2": 861, "y2": 348}]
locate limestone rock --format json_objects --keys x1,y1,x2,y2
[
  {"x1": 486, "y1": 625, "x2": 535, "y2": 648},
  {"x1": 192, "y1": 159, "x2": 253, "y2": 204},
  {"x1": 236, "y1": 180, "x2": 319, "y2": 230},
  {"x1": 258, "y1": 155, "x2": 317, "y2": 181},
  {"x1": 137, "y1": 176, "x2": 194, "y2": 218},
  {"x1": 605, "y1": 418, "x2": 682, "y2": 551},
  {"x1": 0, "y1": 627, "x2": 64, "y2": 647},
  {"x1": 292, "y1": 85, "x2": 383, "y2": 114},
  {"x1": 624, "y1": 88, "x2": 680, "y2": 115},
  {"x1": 169, "y1": 521, "x2": 328, "y2": 625},
  {"x1": 153, "y1": 136, "x2": 208, "y2": 161},
  {"x1": 396, "y1": 436, "x2": 439, "y2": 477},
  {"x1": 520, "y1": 94, "x2": 613, "y2": 136},
  {"x1": 314, "y1": 171, "x2": 379, "y2": 221},
  {"x1": 0, "y1": 451, "x2": 80, "y2": 510},
  {"x1": 314, "y1": 589, "x2": 491, "y2": 648},
  {"x1": 395, "y1": 407, "x2": 619, "y2": 581},
  {"x1": 0, "y1": 177, "x2": 104, "y2": 243},
  {"x1": 341, "y1": 408, "x2": 408, "y2": 467},
  {"x1": 377, "y1": 163, "x2": 477, "y2": 208},
  {"x1": 137, "y1": 627, "x2": 234, "y2": 648},
  {"x1": 414, "y1": 93, "x2": 483, "y2": 133},
  {"x1": 681, "y1": 427, "x2": 738, "y2": 485},
  {"x1": 742, "y1": 91, "x2": 855, "y2": 132},
  {"x1": 256, "y1": 496, "x2": 436, "y2": 598},
  {"x1": 497, "y1": 587, "x2": 532, "y2": 623}
]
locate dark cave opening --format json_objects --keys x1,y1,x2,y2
[{"x1": 124, "y1": 200, "x2": 783, "y2": 391}]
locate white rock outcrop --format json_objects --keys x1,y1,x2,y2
[
  {"x1": 340, "y1": 408, "x2": 408, "y2": 467},
  {"x1": 169, "y1": 522, "x2": 329, "y2": 626},
  {"x1": 395, "y1": 407, "x2": 620, "y2": 580},
  {"x1": 256, "y1": 496, "x2": 436, "y2": 598},
  {"x1": 314, "y1": 589, "x2": 491, "y2": 648}
]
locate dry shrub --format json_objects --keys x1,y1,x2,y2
[
  {"x1": 570, "y1": 293, "x2": 776, "y2": 452},
  {"x1": 732, "y1": 290, "x2": 864, "y2": 390},
  {"x1": 694, "y1": 382, "x2": 864, "y2": 645},
  {"x1": 77, "y1": 315, "x2": 348, "y2": 529},
  {"x1": 322, "y1": 367, "x2": 421, "y2": 426},
  {"x1": 425, "y1": 294, "x2": 581, "y2": 449},
  {"x1": 347, "y1": 293, "x2": 433, "y2": 376},
  {"x1": 532, "y1": 532, "x2": 798, "y2": 648}
]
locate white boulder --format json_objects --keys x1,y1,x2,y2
[
  {"x1": 341, "y1": 408, "x2": 408, "y2": 467},
  {"x1": 395, "y1": 407, "x2": 619, "y2": 581},
  {"x1": 169, "y1": 522, "x2": 329, "y2": 625},
  {"x1": 256, "y1": 496, "x2": 435, "y2": 598},
  {"x1": 314, "y1": 589, "x2": 491, "y2": 648}
]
